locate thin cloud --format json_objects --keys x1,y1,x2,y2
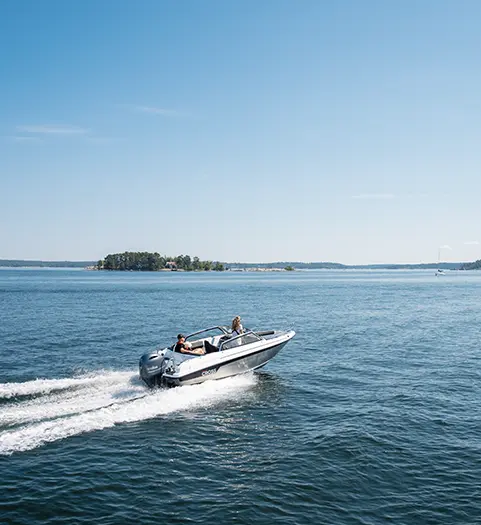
[
  {"x1": 86, "y1": 136, "x2": 124, "y2": 144},
  {"x1": 351, "y1": 193, "x2": 395, "y2": 200},
  {"x1": 5, "y1": 135, "x2": 42, "y2": 142},
  {"x1": 16, "y1": 125, "x2": 88, "y2": 135},
  {"x1": 133, "y1": 105, "x2": 182, "y2": 117},
  {"x1": 439, "y1": 245, "x2": 452, "y2": 250},
  {"x1": 464, "y1": 241, "x2": 479, "y2": 245}
]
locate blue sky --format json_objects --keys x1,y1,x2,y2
[{"x1": 1, "y1": 0, "x2": 481, "y2": 264}]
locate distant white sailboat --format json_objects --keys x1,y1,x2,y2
[{"x1": 436, "y1": 246, "x2": 448, "y2": 276}]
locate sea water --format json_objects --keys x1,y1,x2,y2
[{"x1": 0, "y1": 268, "x2": 480, "y2": 524}]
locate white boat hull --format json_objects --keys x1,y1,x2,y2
[{"x1": 139, "y1": 329, "x2": 295, "y2": 387}]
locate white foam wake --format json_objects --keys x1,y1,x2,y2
[
  {"x1": 0, "y1": 371, "x2": 123, "y2": 399},
  {"x1": 0, "y1": 370, "x2": 256, "y2": 455},
  {"x1": 0, "y1": 371, "x2": 142, "y2": 427}
]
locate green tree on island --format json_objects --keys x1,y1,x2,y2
[{"x1": 97, "y1": 251, "x2": 224, "y2": 272}]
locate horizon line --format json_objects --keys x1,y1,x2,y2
[{"x1": 0, "y1": 258, "x2": 472, "y2": 267}]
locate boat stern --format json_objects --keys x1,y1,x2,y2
[{"x1": 139, "y1": 350, "x2": 169, "y2": 388}]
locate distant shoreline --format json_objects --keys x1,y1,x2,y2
[{"x1": 0, "y1": 259, "x2": 470, "y2": 270}]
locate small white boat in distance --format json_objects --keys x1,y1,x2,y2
[
  {"x1": 435, "y1": 246, "x2": 451, "y2": 276},
  {"x1": 139, "y1": 326, "x2": 295, "y2": 387}
]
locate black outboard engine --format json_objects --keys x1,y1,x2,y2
[{"x1": 139, "y1": 351, "x2": 171, "y2": 388}]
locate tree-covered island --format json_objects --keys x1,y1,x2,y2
[
  {"x1": 459, "y1": 259, "x2": 481, "y2": 270},
  {"x1": 97, "y1": 252, "x2": 225, "y2": 271}
]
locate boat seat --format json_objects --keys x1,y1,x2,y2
[{"x1": 204, "y1": 340, "x2": 219, "y2": 354}]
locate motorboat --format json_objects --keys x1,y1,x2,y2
[{"x1": 139, "y1": 325, "x2": 295, "y2": 388}]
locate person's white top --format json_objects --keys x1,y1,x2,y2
[{"x1": 232, "y1": 324, "x2": 243, "y2": 336}]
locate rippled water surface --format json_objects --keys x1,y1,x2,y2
[{"x1": 1, "y1": 268, "x2": 481, "y2": 524}]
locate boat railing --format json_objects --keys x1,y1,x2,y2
[{"x1": 185, "y1": 326, "x2": 230, "y2": 341}]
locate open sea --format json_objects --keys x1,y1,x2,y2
[{"x1": 1, "y1": 268, "x2": 481, "y2": 524}]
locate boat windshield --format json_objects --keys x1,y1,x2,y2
[{"x1": 219, "y1": 331, "x2": 262, "y2": 351}]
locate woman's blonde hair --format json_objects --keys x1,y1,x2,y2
[{"x1": 231, "y1": 316, "x2": 241, "y2": 331}]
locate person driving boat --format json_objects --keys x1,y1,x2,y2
[{"x1": 174, "y1": 334, "x2": 205, "y2": 355}]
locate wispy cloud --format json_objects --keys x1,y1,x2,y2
[
  {"x1": 16, "y1": 125, "x2": 88, "y2": 135},
  {"x1": 86, "y1": 136, "x2": 124, "y2": 144},
  {"x1": 464, "y1": 240, "x2": 479, "y2": 245},
  {"x1": 133, "y1": 105, "x2": 182, "y2": 117},
  {"x1": 439, "y1": 245, "x2": 452, "y2": 250},
  {"x1": 351, "y1": 193, "x2": 395, "y2": 200},
  {"x1": 5, "y1": 135, "x2": 42, "y2": 142}
]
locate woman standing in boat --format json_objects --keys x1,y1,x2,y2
[{"x1": 231, "y1": 316, "x2": 244, "y2": 336}]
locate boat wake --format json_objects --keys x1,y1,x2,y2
[{"x1": 0, "y1": 370, "x2": 256, "y2": 455}]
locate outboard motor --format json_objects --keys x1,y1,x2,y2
[{"x1": 139, "y1": 351, "x2": 171, "y2": 388}]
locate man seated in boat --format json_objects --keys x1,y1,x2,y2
[{"x1": 174, "y1": 334, "x2": 205, "y2": 355}]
